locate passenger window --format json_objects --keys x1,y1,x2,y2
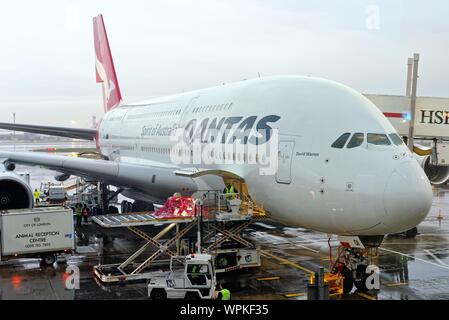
[
  {"x1": 347, "y1": 133, "x2": 364, "y2": 148},
  {"x1": 388, "y1": 133, "x2": 404, "y2": 146},
  {"x1": 367, "y1": 133, "x2": 391, "y2": 146},
  {"x1": 331, "y1": 133, "x2": 351, "y2": 149}
]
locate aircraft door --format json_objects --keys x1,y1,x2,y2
[{"x1": 276, "y1": 140, "x2": 295, "y2": 184}]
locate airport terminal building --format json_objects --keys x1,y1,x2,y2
[{"x1": 365, "y1": 94, "x2": 449, "y2": 139}]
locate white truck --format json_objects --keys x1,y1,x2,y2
[
  {"x1": 47, "y1": 185, "x2": 67, "y2": 204},
  {"x1": 0, "y1": 207, "x2": 75, "y2": 266},
  {"x1": 148, "y1": 253, "x2": 216, "y2": 300}
]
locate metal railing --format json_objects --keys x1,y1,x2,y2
[{"x1": 195, "y1": 189, "x2": 264, "y2": 217}]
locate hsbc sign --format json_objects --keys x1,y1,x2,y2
[
  {"x1": 420, "y1": 110, "x2": 449, "y2": 125},
  {"x1": 415, "y1": 102, "x2": 449, "y2": 137},
  {"x1": 364, "y1": 94, "x2": 449, "y2": 138}
]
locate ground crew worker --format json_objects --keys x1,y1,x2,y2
[
  {"x1": 215, "y1": 282, "x2": 231, "y2": 300},
  {"x1": 189, "y1": 264, "x2": 200, "y2": 285},
  {"x1": 223, "y1": 184, "x2": 236, "y2": 200},
  {"x1": 82, "y1": 204, "x2": 90, "y2": 225},
  {"x1": 75, "y1": 203, "x2": 83, "y2": 227},
  {"x1": 223, "y1": 184, "x2": 239, "y2": 212},
  {"x1": 34, "y1": 189, "x2": 40, "y2": 203}
]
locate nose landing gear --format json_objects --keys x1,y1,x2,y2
[{"x1": 329, "y1": 238, "x2": 380, "y2": 295}]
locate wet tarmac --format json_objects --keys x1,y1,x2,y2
[{"x1": 1, "y1": 142, "x2": 449, "y2": 300}]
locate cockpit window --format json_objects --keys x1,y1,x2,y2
[
  {"x1": 331, "y1": 133, "x2": 351, "y2": 149},
  {"x1": 347, "y1": 133, "x2": 364, "y2": 149},
  {"x1": 367, "y1": 133, "x2": 391, "y2": 146},
  {"x1": 388, "y1": 133, "x2": 404, "y2": 146}
]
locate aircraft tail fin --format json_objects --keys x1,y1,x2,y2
[{"x1": 93, "y1": 14, "x2": 122, "y2": 112}]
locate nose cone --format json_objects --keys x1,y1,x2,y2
[{"x1": 383, "y1": 161, "x2": 433, "y2": 233}]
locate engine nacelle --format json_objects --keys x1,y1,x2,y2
[
  {"x1": 415, "y1": 154, "x2": 449, "y2": 185},
  {"x1": 3, "y1": 161, "x2": 15, "y2": 171},
  {"x1": 0, "y1": 165, "x2": 33, "y2": 210},
  {"x1": 54, "y1": 172, "x2": 71, "y2": 182}
]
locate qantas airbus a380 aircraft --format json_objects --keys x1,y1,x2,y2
[{"x1": 0, "y1": 15, "x2": 433, "y2": 245}]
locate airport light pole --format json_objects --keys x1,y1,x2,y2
[
  {"x1": 195, "y1": 199, "x2": 203, "y2": 253},
  {"x1": 407, "y1": 53, "x2": 419, "y2": 151},
  {"x1": 406, "y1": 57, "x2": 413, "y2": 97}
]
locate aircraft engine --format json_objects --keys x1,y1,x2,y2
[
  {"x1": 54, "y1": 172, "x2": 71, "y2": 182},
  {"x1": 0, "y1": 164, "x2": 33, "y2": 210},
  {"x1": 415, "y1": 154, "x2": 449, "y2": 185}
]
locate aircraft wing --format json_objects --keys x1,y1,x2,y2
[
  {"x1": 0, "y1": 151, "x2": 194, "y2": 203},
  {"x1": 0, "y1": 151, "x2": 126, "y2": 183},
  {"x1": 0, "y1": 122, "x2": 96, "y2": 140}
]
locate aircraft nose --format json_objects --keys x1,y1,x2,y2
[{"x1": 383, "y1": 161, "x2": 433, "y2": 233}]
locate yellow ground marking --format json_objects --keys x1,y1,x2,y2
[
  {"x1": 256, "y1": 276, "x2": 280, "y2": 281},
  {"x1": 261, "y1": 250, "x2": 315, "y2": 275},
  {"x1": 356, "y1": 292, "x2": 377, "y2": 300},
  {"x1": 386, "y1": 282, "x2": 408, "y2": 287},
  {"x1": 284, "y1": 292, "x2": 306, "y2": 298}
]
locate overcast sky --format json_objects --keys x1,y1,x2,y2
[{"x1": 1, "y1": 0, "x2": 449, "y2": 127}]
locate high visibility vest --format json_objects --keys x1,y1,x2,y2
[
  {"x1": 34, "y1": 191, "x2": 40, "y2": 198},
  {"x1": 225, "y1": 186, "x2": 235, "y2": 200},
  {"x1": 75, "y1": 207, "x2": 83, "y2": 216},
  {"x1": 220, "y1": 289, "x2": 231, "y2": 300}
]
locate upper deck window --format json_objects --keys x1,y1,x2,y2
[
  {"x1": 367, "y1": 133, "x2": 391, "y2": 146},
  {"x1": 347, "y1": 133, "x2": 364, "y2": 148},
  {"x1": 331, "y1": 133, "x2": 351, "y2": 149},
  {"x1": 388, "y1": 133, "x2": 404, "y2": 146}
]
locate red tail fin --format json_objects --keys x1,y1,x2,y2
[{"x1": 93, "y1": 14, "x2": 122, "y2": 112}]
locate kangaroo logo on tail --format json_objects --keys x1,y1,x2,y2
[{"x1": 93, "y1": 14, "x2": 122, "y2": 112}]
